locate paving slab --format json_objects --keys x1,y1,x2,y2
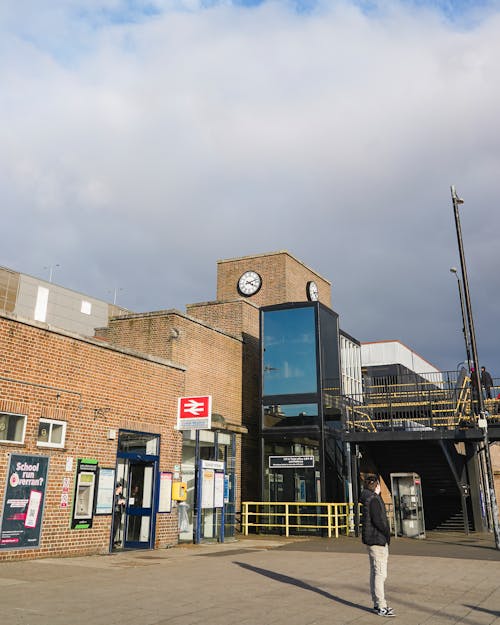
[{"x1": 1, "y1": 532, "x2": 499, "y2": 625}]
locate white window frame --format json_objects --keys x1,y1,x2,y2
[
  {"x1": 0, "y1": 412, "x2": 27, "y2": 444},
  {"x1": 37, "y1": 418, "x2": 67, "y2": 449}
]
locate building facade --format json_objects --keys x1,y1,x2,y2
[
  {"x1": 0, "y1": 312, "x2": 184, "y2": 560},
  {"x1": 1, "y1": 251, "x2": 498, "y2": 560}
]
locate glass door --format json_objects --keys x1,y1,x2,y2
[{"x1": 124, "y1": 461, "x2": 155, "y2": 548}]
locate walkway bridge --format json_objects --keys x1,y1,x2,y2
[
  {"x1": 324, "y1": 371, "x2": 499, "y2": 532},
  {"x1": 329, "y1": 371, "x2": 500, "y2": 443}
]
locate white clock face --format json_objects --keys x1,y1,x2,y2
[
  {"x1": 307, "y1": 281, "x2": 319, "y2": 301},
  {"x1": 238, "y1": 271, "x2": 262, "y2": 296}
]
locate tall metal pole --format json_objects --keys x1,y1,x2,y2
[
  {"x1": 450, "y1": 185, "x2": 500, "y2": 549},
  {"x1": 450, "y1": 268, "x2": 472, "y2": 371}
]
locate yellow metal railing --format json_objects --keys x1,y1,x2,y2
[
  {"x1": 241, "y1": 502, "x2": 355, "y2": 538},
  {"x1": 339, "y1": 377, "x2": 500, "y2": 431}
]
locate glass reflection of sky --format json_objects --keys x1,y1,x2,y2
[
  {"x1": 264, "y1": 404, "x2": 317, "y2": 418},
  {"x1": 263, "y1": 307, "x2": 317, "y2": 396}
]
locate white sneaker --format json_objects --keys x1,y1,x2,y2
[{"x1": 377, "y1": 606, "x2": 396, "y2": 617}]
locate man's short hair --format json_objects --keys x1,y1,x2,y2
[{"x1": 364, "y1": 475, "x2": 380, "y2": 491}]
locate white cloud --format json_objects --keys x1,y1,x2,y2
[{"x1": 1, "y1": 0, "x2": 500, "y2": 373}]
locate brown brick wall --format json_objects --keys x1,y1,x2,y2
[
  {"x1": 0, "y1": 313, "x2": 184, "y2": 561},
  {"x1": 98, "y1": 310, "x2": 245, "y2": 510},
  {"x1": 186, "y1": 300, "x2": 261, "y2": 500}
]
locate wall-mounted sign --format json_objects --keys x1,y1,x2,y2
[
  {"x1": 0, "y1": 454, "x2": 49, "y2": 549},
  {"x1": 269, "y1": 456, "x2": 315, "y2": 468},
  {"x1": 60, "y1": 476, "x2": 71, "y2": 508},
  {"x1": 177, "y1": 395, "x2": 212, "y2": 430},
  {"x1": 71, "y1": 459, "x2": 98, "y2": 529}
]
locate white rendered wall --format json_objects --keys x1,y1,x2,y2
[{"x1": 361, "y1": 340, "x2": 442, "y2": 383}]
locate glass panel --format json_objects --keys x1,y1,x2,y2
[
  {"x1": 118, "y1": 431, "x2": 159, "y2": 455},
  {"x1": 263, "y1": 403, "x2": 319, "y2": 428},
  {"x1": 218, "y1": 432, "x2": 231, "y2": 445},
  {"x1": 38, "y1": 421, "x2": 50, "y2": 442},
  {"x1": 319, "y1": 306, "x2": 340, "y2": 392},
  {"x1": 51, "y1": 423, "x2": 63, "y2": 444},
  {"x1": 264, "y1": 440, "x2": 320, "y2": 506},
  {"x1": 0, "y1": 413, "x2": 26, "y2": 442},
  {"x1": 126, "y1": 515, "x2": 150, "y2": 542},
  {"x1": 263, "y1": 307, "x2": 317, "y2": 396},
  {"x1": 180, "y1": 436, "x2": 196, "y2": 542},
  {"x1": 142, "y1": 466, "x2": 153, "y2": 508},
  {"x1": 129, "y1": 465, "x2": 144, "y2": 508}
]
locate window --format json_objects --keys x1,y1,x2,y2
[
  {"x1": 37, "y1": 418, "x2": 67, "y2": 448},
  {"x1": 263, "y1": 403, "x2": 319, "y2": 428},
  {"x1": 34, "y1": 286, "x2": 49, "y2": 322},
  {"x1": 81, "y1": 300, "x2": 92, "y2": 315},
  {"x1": 0, "y1": 412, "x2": 27, "y2": 443},
  {"x1": 262, "y1": 306, "x2": 318, "y2": 397}
]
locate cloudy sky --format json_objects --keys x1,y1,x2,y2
[{"x1": 1, "y1": 0, "x2": 500, "y2": 376}]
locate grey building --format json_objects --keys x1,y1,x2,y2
[{"x1": 0, "y1": 265, "x2": 128, "y2": 337}]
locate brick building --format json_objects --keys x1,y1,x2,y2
[
  {"x1": 0, "y1": 312, "x2": 184, "y2": 561},
  {"x1": 1, "y1": 250, "x2": 334, "y2": 559}
]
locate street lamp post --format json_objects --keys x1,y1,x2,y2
[
  {"x1": 44, "y1": 264, "x2": 60, "y2": 283},
  {"x1": 450, "y1": 185, "x2": 500, "y2": 549},
  {"x1": 450, "y1": 267, "x2": 472, "y2": 371}
]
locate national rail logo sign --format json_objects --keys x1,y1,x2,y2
[{"x1": 176, "y1": 395, "x2": 212, "y2": 430}]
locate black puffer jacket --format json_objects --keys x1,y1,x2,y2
[{"x1": 360, "y1": 488, "x2": 391, "y2": 546}]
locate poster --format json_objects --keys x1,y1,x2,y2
[
  {"x1": 0, "y1": 454, "x2": 49, "y2": 549},
  {"x1": 201, "y1": 469, "x2": 215, "y2": 509},
  {"x1": 95, "y1": 468, "x2": 115, "y2": 515},
  {"x1": 214, "y1": 472, "x2": 224, "y2": 509},
  {"x1": 158, "y1": 472, "x2": 173, "y2": 513}
]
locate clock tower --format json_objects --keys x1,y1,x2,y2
[{"x1": 215, "y1": 250, "x2": 332, "y2": 308}]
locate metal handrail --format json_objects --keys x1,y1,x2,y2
[
  {"x1": 340, "y1": 375, "x2": 500, "y2": 432},
  {"x1": 241, "y1": 501, "x2": 355, "y2": 538}
]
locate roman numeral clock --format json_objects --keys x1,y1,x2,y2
[{"x1": 237, "y1": 271, "x2": 262, "y2": 297}]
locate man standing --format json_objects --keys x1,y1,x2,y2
[
  {"x1": 113, "y1": 481, "x2": 126, "y2": 548},
  {"x1": 360, "y1": 475, "x2": 395, "y2": 617},
  {"x1": 480, "y1": 366, "x2": 494, "y2": 400}
]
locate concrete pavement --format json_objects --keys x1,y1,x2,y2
[{"x1": 1, "y1": 532, "x2": 499, "y2": 625}]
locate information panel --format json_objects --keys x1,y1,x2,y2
[
  {"x1": 95, "y1": 468, "x2": 115, "y2": 515},
  {"x1": 0, "y1": 454, "x2": 49, "y2": 550},
  {"x1": 200, "y1": 460, "x2": 225, "y2": 509},
  {"x1": 269, "y1": 456, "x2": 315, "y2": 468}
]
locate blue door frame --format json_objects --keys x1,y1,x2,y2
[{"x1": 115, "y1": 451, "x2": 159, "y2": 550}]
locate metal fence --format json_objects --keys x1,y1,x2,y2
[
  {"x1": 335, "y1": 372, "x2": 500, "y2": 433},
  {"x1": 241, "y1": 501, "x2": 355, "y2": 538}
]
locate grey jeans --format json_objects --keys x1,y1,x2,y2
[{"x1": 367, "y1": 544, "x2": 389, "y2": 609}]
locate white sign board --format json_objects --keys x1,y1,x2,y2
[{"x1": 177, "y1": 396, "x2": 212, "y2": 430}]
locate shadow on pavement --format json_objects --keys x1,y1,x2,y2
[
  {"x1": 463, "y1": 605, "x2": 500, "y2": 617},
  {"x1": 271, "y1": 533, "x2": 500, "y2": 561},
  {"x1": 233, "y1": 561, "x2": 373, "y2": 614}
]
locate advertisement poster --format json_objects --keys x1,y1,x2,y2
[{"x1": 0, "y1": 454, "x2": 49, "y2": 549}]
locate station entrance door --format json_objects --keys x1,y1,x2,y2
[{"x1": 114, "y1": 430, "x2": 160, "y2": 550}]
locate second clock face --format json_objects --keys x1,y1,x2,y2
[
  {"x1": 238, "y1": 271, "x2": 262, "y2": 296},
  {"x1": 307, "y1": 281, "x2": 319, "y2": 301}
]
